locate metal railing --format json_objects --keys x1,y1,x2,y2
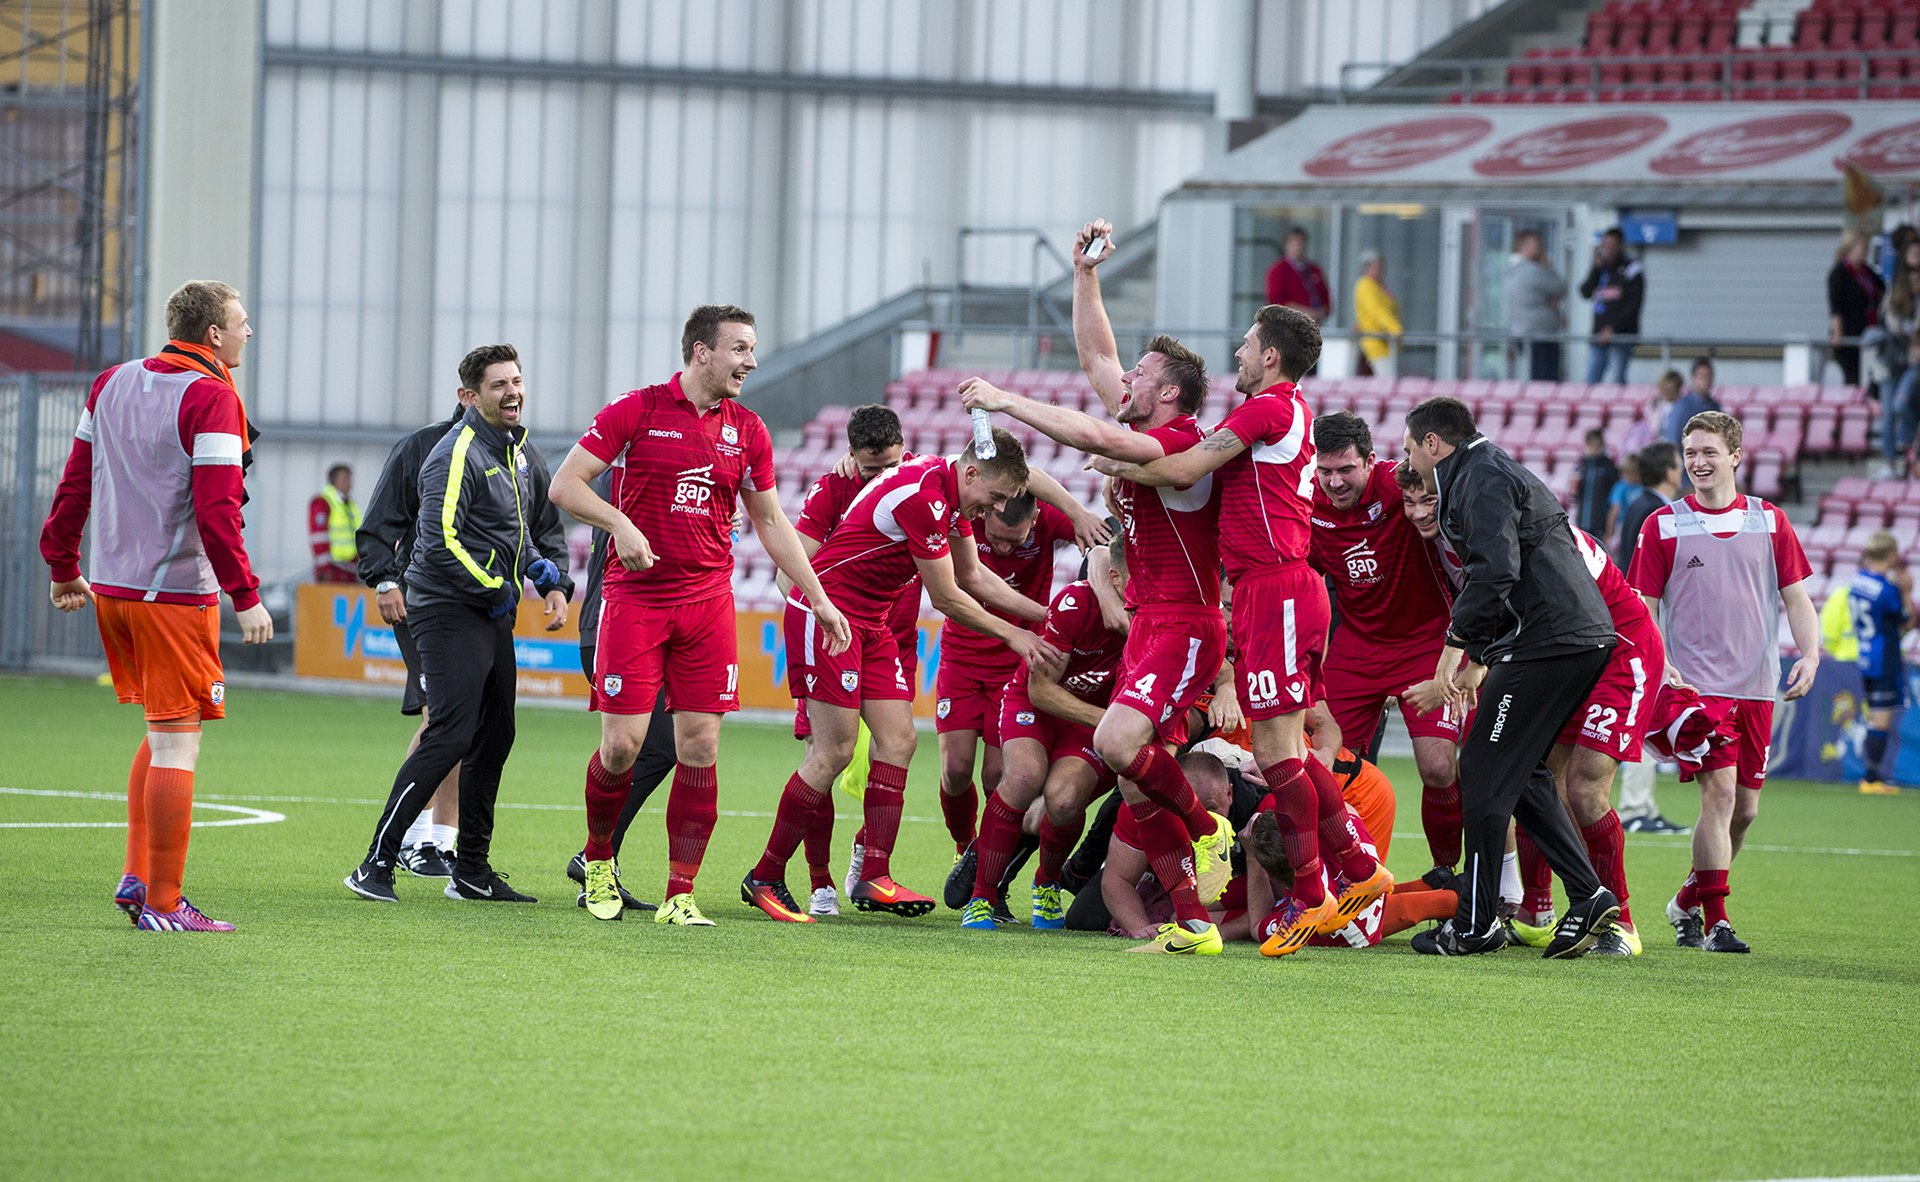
[
  {"x1": 952, "y1": 227, "x2": 1076, "y2": 346},
  {"x1": 1, "y1": 373, "x2": 103, "y2": 668},
  {"x1": 1339, "y1": 48, "x2": 1902, "y2": 104}
]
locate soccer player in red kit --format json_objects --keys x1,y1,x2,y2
[
  {"x1": 1079, "y1": 297, "x2": 1392, "y2": 958},
  {"x1": 550, "y1": 305, "x2": 852, "y2": 928},
  {"x1": 1629, "y1": 411, "x2": 1819, "y2": 953},
  {"x1": 961, "y1": 534, "x2": 1131, "y2": 931},
  {"x1": 746, "y1": 438, "x2": 1062, "y2": 922},
  {"x1": 961, "y1": 219, "x2": 1250, "y2": 955},
  {"x1": 1306, "y1": 411, "x2": 1463, "y2": 872}
]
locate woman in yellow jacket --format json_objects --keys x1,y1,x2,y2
[{"x1": 1353, "y1": 250, "x2": 1402, "y2": 378}]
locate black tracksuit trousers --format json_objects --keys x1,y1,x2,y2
[
  {"x1": 578, "y1": 648, "x2": 677, "y2": 858},
  {"x1": 367, "y1": 601, "x2": 518, "y2": 872},
  {"x1": 1455, "y1": 644, "x2": 1614, "y2": 937}
]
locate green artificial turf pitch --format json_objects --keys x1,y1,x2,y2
[{"x1": 1, "y1": 672, "x2": 1916, "y2": 1182}]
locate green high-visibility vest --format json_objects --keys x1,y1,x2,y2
[{"x1": 320, "y1": 484, "x2": 362, "y2": 563}]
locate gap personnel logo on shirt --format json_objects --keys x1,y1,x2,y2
[
  {"x1": 603, "y1": 675, "x2": 622, "y2": 697},
  {"x1": 674, "y1": 465, "x2": 717, "y2": 515},
  {"x1": 1342, "y1": 539, "x2": 1380, "y2": 583},
  {"x1": 841, "y1": 671, "x2": 859, "y2": 692},
  {"x1": 209, "y1": 681, "x2": 225, "y2": 706}
]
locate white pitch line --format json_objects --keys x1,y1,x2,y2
[
  {"x1": 1385, "y1": 831, "x2": 1919, "y2": 858},
  {"x1": 0, "y1": 787, "x2": 284, "y2": 828}
]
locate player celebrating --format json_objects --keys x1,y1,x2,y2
[
  {"x1": 1068, "y1": 294, "x2": 1394, "y2": 957},
  {"x1": 549, "y1": 305, "x2": 851, "y2": 927},
  {"x1": 1306, "y1": 411, "x2": 1463, "y2": 871},
  {"x1": 960, "y1": 535, "x2": 1130, "y2": 931},
  {"x1": 41, "y1": 280, "x2": 273, "y2": 932},
  {"x1": 745, "y1": 438, "x2": 1061, "y2": 921},
  {"x1": 960, "y1": 220, "x2": 1245, "y2": 956},
  {"x1": 1629, "y1": 411, "x2": 1819, "y2": 953}
]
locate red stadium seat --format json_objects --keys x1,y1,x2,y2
[
  {"x1": 1837, "y1": 405, "x2": 1874, "y2": 456},
  {"x1": 1746, "y1": 448, "x2": 1787, "y2": 499}
]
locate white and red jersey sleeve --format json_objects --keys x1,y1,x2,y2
[
  {"x1": 1215, "y1": 383, "x2": 1315, "y2": 577},
  {"x1": 1572, "y1": 525, "x2": 1659, "y2": 642},
  {"x1": 1627, "y1": 495, "x2": 1812, "y2": 599},
  {"x1": 1113, "y1": 417, "x2": 1222, "y2": 611},
  {"x1": 804, "y1": 456, "x2": 970, "y2": 624}
]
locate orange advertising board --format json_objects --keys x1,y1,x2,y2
[{"x1": 294, "y1": 584, "x2": 947, "y2": 717}]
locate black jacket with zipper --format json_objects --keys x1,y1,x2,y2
[
  {"x1": 364, "y1": 404, "x2": 573, "y2": 602},
  {"x1": 1435, "y1": 434, "x2": 1615, "y2": 665},
  {"x1": 405, "y1": 406, "x2": 555, "y2": 613}
]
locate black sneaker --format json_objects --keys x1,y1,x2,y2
[
  {"x1": 1588, "y1": 928, "x2": 1635, "y2": 956},
  {"x1": 1623, "y1": 813, "x2": 1691, "y2": 835},
  {"x1": 1543, "y1": 888, "x2": 1621, "y2": 959},
  {"x1": 399, "y1": 844, "x2": 453, "y2": 878},
  {"x1": 444, "y1": 866, "x2": 537, "y2": 903},
  {"x1": 1421, "y1": 865, "x2": 1464, "y2": 892},
  {"x1": 1667, "y1": 895, "x2": 1707, "y2": 949},
  {"x1": 944, "y1": 843, "x2": 978, "y2": 911},
  {"x1": 1057, "y1": 859, "x2": 1092, "y2": 896},
  {"x1": 566, "y1": 850, "x2": 588, "y2": 885},
  {"x1": 1410, "y1": 919, "x2": 1506, "y2": 955},
  {"x1": 1703, "y1": 920, "x2": 1750, "y2": 953},
  {"x1": 344, "y1": 860, "x2": 397, "y2": 902},
  {"x1": 990, "y1": 891, "x2": 1018, "y2": 926}
]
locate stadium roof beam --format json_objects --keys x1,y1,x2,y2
[{"x1": 258, "y1": 47, "x2": 1305, "y2": 117}]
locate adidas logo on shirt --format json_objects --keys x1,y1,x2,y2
[{"x1": 1685, "y1": 555, "x2": 1705, "y2": 569}]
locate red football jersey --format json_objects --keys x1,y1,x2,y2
[
  {"x1": 1112, "y1": 417, "x2": 1222, "y2": 610},
  {"x1": 940, "y1": 501, "x2": 1076, "y2": 670},
  {"x1": 1571, "y1": 525, "x2": 1658, "y2": 641},
  {"x1": 795, "y1": 462, "x2": 921, "y2": 638},
  {"x1": 1214, "y1": 382, "x2": 1316, "y2": 578},
  {"x1": 1024, "y1": 579, "x2": 1128, "y2": 706},
  {"x1": 795, "y1": 454, "x2": 971, "y2": 625},
  {"x1": 578, "y1": 374, "x2": 774, "y2": 606},
  {"x1": 1308, "y1": 460, "x2": 1452, "y2": 646}
]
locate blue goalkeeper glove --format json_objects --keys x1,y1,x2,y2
[
  {"x1": 528, "y1": 557, "x2": 563, "y2": 595},
  {"x1": 488, "y1": 588, "x2": 520, "y2": 619}
]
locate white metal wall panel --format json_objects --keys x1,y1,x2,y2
[{"x1": 1635, "y1": 228, "x2": 1835, "y2": 344}]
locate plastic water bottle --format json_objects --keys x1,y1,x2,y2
[{"x1": 970, "y1": 408, "x2": 996, "y2": 459}]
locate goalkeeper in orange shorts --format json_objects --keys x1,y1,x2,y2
[{"x1": 40, "y1": 281, "x2": 273, "y2": 932}]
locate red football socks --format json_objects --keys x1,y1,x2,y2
[
  {"x1": 1122, "y1": 743, "x2": 1213, "y2": 840},
  {"x1": 1134, "y1": 800, "x2": 1209, "y2": 925},
  {"x1": 1676, "y1": 869, "x2": 1700, "y2": 911},
  {"x1": 972, "y1": 793, "x2": 1023, "y2": 901},
  {"x1": 664, "y1": 762, "x2": 718, "y2": 900},
  {"x1": 804, "y1": 794, "x2": 835, "y2": 890},
  {"x1": 1515, "y1": 828, "x2": 1555, "y2": 916},
  {"x1": 1260, "y1": 759, "x2": 1326, "y2": 906},
  {"x1": 1308, "y1": 755, "x2": 1375, "y2": 882},
  {"x1": 1422, "y1": 780, "x2": 1463, "y2": 868},
  {"x1": 144, "y1": 766, "x2": 195, "y2": 913},
  {"x1": 755, "y1": 772, "x2": 827, "y2": 882},
  {"x1": 123, "y1": 738, "x2": 152, "y2": 882},
  {"x1": 1581, "y1": 811, "x2": 1632, "y2": 926},
  {"x1": 1035, "y1": 812, "x2": 1084, "y2": 886},
  {"x1": 582, "y1": 749, "x2": 629, "y2": 862},
  {"x1": 1695, "y1": 868, "x2": 1730, "y2": 927},
  {"x1": 940, "y1": 783, "x2": 979, "y2": 853},
  {"x1": 859, "y1": 761, "x2": 909, "y2": 881}
]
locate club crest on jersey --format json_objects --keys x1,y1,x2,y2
[
  {"x1": 841, "y1": 671, "x2": 859, "y2": 692},
  {"x1": 1367, "y1": 501, "x2": 1382, "y2": 521},
  {"x1": 603, "y1": 675, "x2": 622, "y2": 697},
  {"x1": 1016, "y1": 711, "x2": 1036, "y2": 725},
  {"x1": 721, "y1": 424, "x2": 738, "y2": 445},
  {"x1": 936, "y1": 698, "x2": 952, "y2": 719},
  {"x1": 209, "y1": 681, "x2": 225, "y2": 706}
]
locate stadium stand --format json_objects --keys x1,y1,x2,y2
[
  {"x1": 1455, "y1": 0, "x2": 1920, "y2": 103},
  {"x1": 725, "y1": 371, "x2": 1872, "y2": 613}
]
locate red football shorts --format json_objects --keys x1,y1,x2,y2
[
  {"x1": 1684, "y1": 695, "x2": 1775, "y2": 791},
  {"x1": 795, "y1": 617, "x2": 919, "y2": 738},
  {"x1": 592, "y1": 592, "x2": 738, "y2": 715},
  {"x1": 784, "y1": 603, "x2": 911, "y2": 710},
  {"x1": 1558, "y1": 623, "x2": 1666, "y2": 761},
  {"x1": 1323, "y1": 629, "x2": 1464, "y2": 753},
  {"x1": 1111, "y1": 606, "x2": 1228, "y2": 745},
  {"x1": 998, "y1": 682, "x2": 1113, "y2": 787},
  {"x1": 935, "y1": 652, "x2": 1018, "y2": 743},
  {"x1": 1231, "y1": 563, "x2": 1329, "y2": 722},
  {"x1": 96, "y1": 595, "x2": 225, "y2": 722}
]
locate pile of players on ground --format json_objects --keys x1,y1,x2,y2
[{"x1": 334, "y1": 218, "x2": 1826, "y2": 959}]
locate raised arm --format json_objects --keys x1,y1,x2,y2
[
  {"x1": 959, "y1": 380, "x2": 1166, "y2": 465},
  {"x1": 1024, "y1": 466, "x2": 1112, "y2": 549},
  {"x1": 1071, "y1": 218, "x2": 1127, "y2": 418},
  {"x1": 1091, "y1": 425, "x2": 1245, "y2": 488}
]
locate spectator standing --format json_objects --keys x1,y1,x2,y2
[
  {"x1": 1605, "y1": 453, "x2": 1641, "y2": 549},
  {"x1": 1265, "y1": 225, "x2": 1331, "y2": 325},
  {"x1": 309, "y1": 464, "x2": 361, "y2": 583},
  {"x1": 1571, "y1": 428, "x2": 1619, "y2": 538},
  {"x1": 1579, "y1": 228, "x2": 1644, "y2": 384},
  {"x1": 1506, "y1": 229, "x2": 1566, "y2": 381},
  {"x1": 1352, "y1": 250, "x2": 1401, "y2": 377},
  {"x1": 1665, "y1": 358, "x2": 1722, "y2": 449},
  {"x1": 1876, "y1": 241, "x2": 1920, "y2": 480},
  {"x1": 1828, "y1": 231, "x2": 1883, "y2": 388}
]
